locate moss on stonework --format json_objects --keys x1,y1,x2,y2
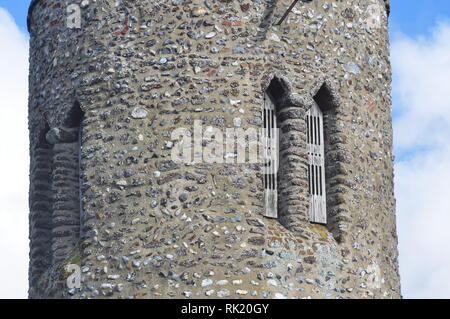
[
  {"x1": 59, "y1": 246, "x2": 81, "y2": 281},
  {"x1": 33, "y1": 242, "x2": 81, "y2": 298},
  {"x1": 308, "y1": 224, "x2": 329, "y2": 240},
  {"x1": 334, "y1": 194, "x2": 347, "y2": 205}
]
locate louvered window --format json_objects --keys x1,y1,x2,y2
[
  {"x1": 262, "y1": 92, "x2": 279, "y2": 218},
  {"x1": 306, "y1": 102, "x2": 327, "y2": 224}
]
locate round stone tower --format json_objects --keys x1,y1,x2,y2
[{"x1": 27, "y1": 0, "x2": 400, "y2": 299}]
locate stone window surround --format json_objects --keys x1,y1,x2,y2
[
  {"x1": 261, "y1": 75, "x2": 344, "y2": 241},
  {"x1": 29, "y1": 120, "x2": 54, "y2": 292},
  {"x1": 29, "y1": 101, "x2": 84, "y2": 290}
]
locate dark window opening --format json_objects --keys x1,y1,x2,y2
[
  {"x1": 50, "y1": 102, "x2": 85, "y2": 265},
  {"x1": 266, "y1": 77, "x2": 288, "y2": 110},
  {"x1": 313, "y1": 83, "x2": 335, "y2": 112},
  {"x1": 67, "y1": 102, "x2": 85, "y2": 238},
  {"x1": 65, "y1": 101, "x2": 84, "y2": 128}
]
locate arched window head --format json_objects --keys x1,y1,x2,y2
[
  {"x1": 64, "y1": 101, "x2": 83, "y2": 129},
  {"x1": 313, "y1": 83, "x2": 336, "y2": 112},
  {"x1": 266, "y1": 77, "x2": 288, "y2": 108}
]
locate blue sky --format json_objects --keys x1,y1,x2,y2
[
  {"x1": 0, "y1": 1, "x2": 29, "y2": 32},
  {"x1": 2, "y1": 0, "x2": 450, "y2": 42},
  {"x1": 1, "y1": 0, "x2": 450, "y2": 299},
  {"x1": 390, "y1": 0, "x2": 450, "y2": 36}
]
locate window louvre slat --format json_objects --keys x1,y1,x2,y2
[
  {"x1": 263, "y1": 93, "x2": 278, "y2": 219},
  {"x1": 306, "y1": 103, "x2": 327, "y2": 224}
]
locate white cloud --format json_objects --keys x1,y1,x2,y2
[
  {"x1": 392, "y1": 21, "x2": 450, "y2": 299},
  {"x1": 393, "y1": 22, "x2": 450, "y2": 153},
  {"x1": 0, "y1": 8, "x2": 29, "y2": 299}
]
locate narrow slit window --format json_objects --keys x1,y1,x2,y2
[
  {"x1": 51, "y1": 102, "x2": 85, "y2": 265},
  {"x1": 306, "y1": 103, "x2": 327, "y2": 224},
  {"x1": 262, "y1": 92, "x2": 278, "y2": 218},
  {"x1": 306, "y1": 115, "x2": 310, "y2": 143},
  {"x1": 317, "y1": 117, "x2": 321, "y2": 145}
]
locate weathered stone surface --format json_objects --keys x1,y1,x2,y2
[{"x1": 27, "y1": 0, "x2": 399, "y2": 300}]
